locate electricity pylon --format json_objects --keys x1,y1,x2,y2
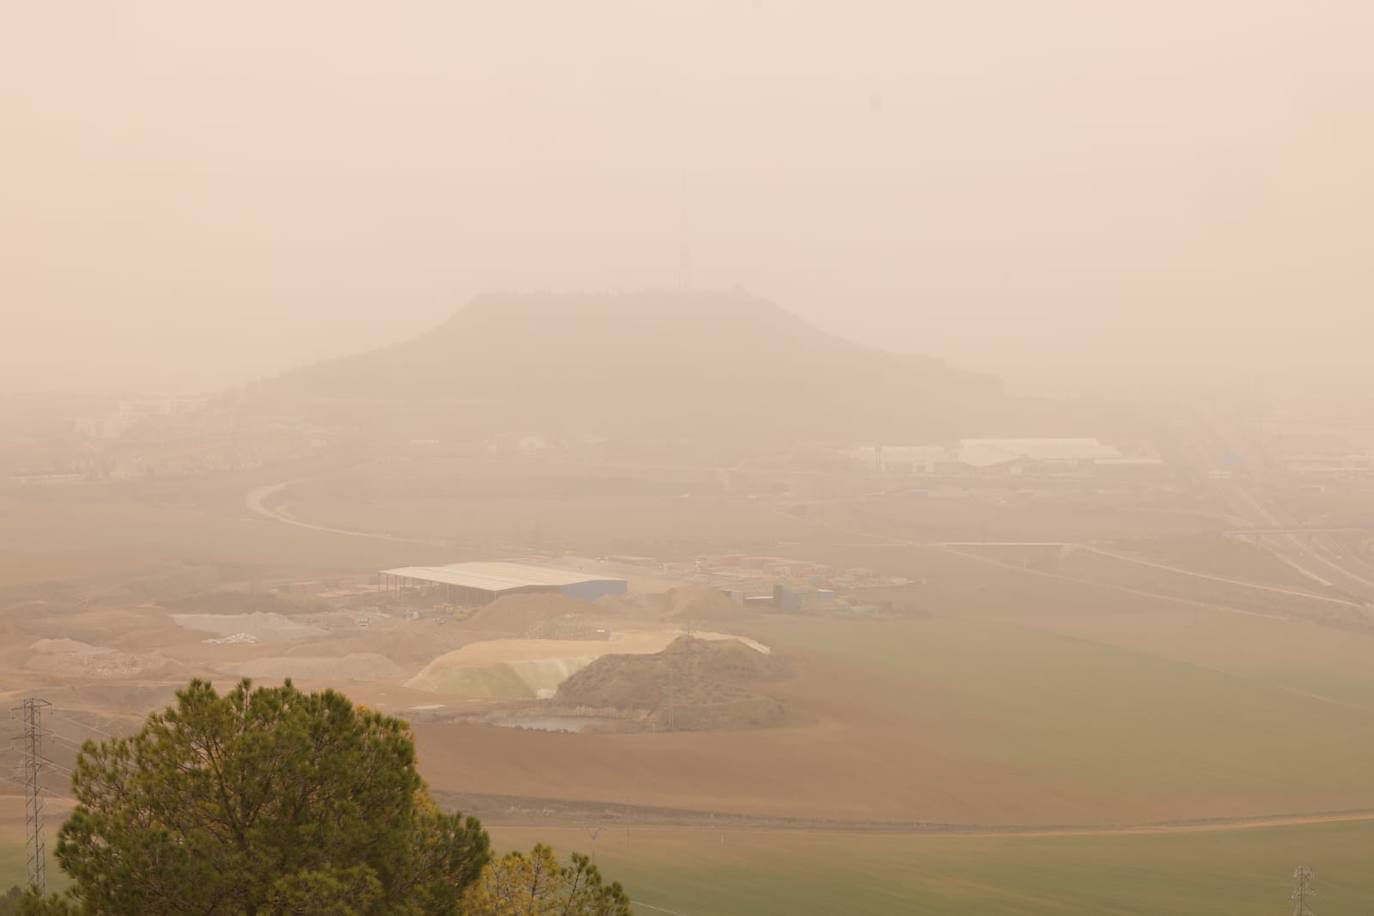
[
  {"x1": 14, "y1": 698, "x2": 51, "y2": 893},
  {"x1": 1291, "y1": 865, "x2": 1315, "y2": 916}
]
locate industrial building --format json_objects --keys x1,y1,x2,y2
[
  {"x1": 773, "y1": 582, "x2": 837, "y2": 612},
  {"x1": 853, "y1": 438, "x2": 1135, "y2": 475},
  {"x1": 956, "y1": 438, "x2": 1122, "y2": 468},
  {"x1": 379, "y1": 561, "x2": 627, "y2": 605}
]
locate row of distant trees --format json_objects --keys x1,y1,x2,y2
[{"x1": 4, "y1": 680, "x2": 628, "y2": 915}]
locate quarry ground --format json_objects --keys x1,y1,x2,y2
[{"x1": 3, "y1": 450, "x2": 1374, "y2": 911}]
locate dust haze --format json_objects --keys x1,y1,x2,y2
[
  {"x1": 4, "y1": 3, "x2": 1374, "y2": 913},
  {"x1": 6, "y1": 1, "x2": 1374, "y2": 393}
]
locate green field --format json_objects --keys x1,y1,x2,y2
[
  {"x1": 8, "y1": 819, "x2": 1370, "y2": 913},
  {"x1": 412, "y1": 596, "x2": 1374, "y2": 833},
  {"x1": 490, "y1": 820, "x2": 1374, "y2": 915},
  {"x1": 12, "y1": 469, "x2": 1374, "y2": 911},
  {"x1": 736, "y1": 596, "x2": 1374, "y2": 825},
  {"x1": 0, "y1": 475, "x2": 438, "y2": 595},
  {"x1": 0, "y1": 839, "x2": 64, "y2": 899}
]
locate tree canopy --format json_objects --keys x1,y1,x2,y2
[
  {"x1": 463, "y1": 845, "x2": 630, "y2": 916},
  {"x1": 49, "y1": 679, "x2": 493, "y2": 914}
]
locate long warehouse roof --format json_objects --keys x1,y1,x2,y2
[{"x1": 381, "y1": 561, "x2": 624, "y2": 592}]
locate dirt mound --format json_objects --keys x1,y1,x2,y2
[
  {"x1": 664, "y1": 586, "x2": 740, "y2": 621},
  {"x1": 405, "y1": 631, "x2": 677, "y2": 699},
  {"x1": 171, "y1": 612, "x2": 329, "y2": 642},
  {"x1": 553, "y1": 636, "x2": 790, "y2": 731},
  {"x1": 464, "y1": 593, "x2": 600, "y2": 633},
  {"x1": 525, "y1": 615, "x2": 611, "y2": 640},
  {"x1": 219, "y1": 653, "x2": 406, "y2": 683},
  {"x1": 27, "y1": 639, "x2": 183, "y2": 680},
  {"x1": 164, "y1": 589, "x2": 329, "y2": 616}
]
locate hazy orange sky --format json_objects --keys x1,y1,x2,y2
[{"x1": 4, "y1": 1, "x2": 1372, "y2": 394}]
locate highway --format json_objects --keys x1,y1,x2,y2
[{"x1": 1172, "y1": 403, "x2": 1374, "y2": 607}]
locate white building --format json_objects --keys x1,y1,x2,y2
[{"x1": 853, "y1": 438, "x2": 1125, "y2": 474}]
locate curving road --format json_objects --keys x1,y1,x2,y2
[{"x1": 245, "y1": 480, "x2": 430, "y2": 544}]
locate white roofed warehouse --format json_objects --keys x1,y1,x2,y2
[{"x1": 379, "y1": 561, "x2": 627, "y2": 605}]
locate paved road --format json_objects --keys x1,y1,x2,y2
[
  {"x1": 1166, "y1": 404, "x2": 1374, "y2": 605},
  {"x1": 1075, "y1": 543, "x2": 1363, "y2": 608},
  {"x1": 245, "y1": 480, "x2": 430, "y2": 544}
]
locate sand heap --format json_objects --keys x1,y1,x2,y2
[
  {"x1": 663, "y1": 586, "x2": 740, "y2": 622},
  {"x1": 171, "y1": 612, "x2": 329, "y2": 642},
  {"x1": 218, "y1": 653, "x2": 406, "y2": 683},
  {"x1": 27, "y1": 639, "x2": 182, "y2": 680},
  {"x1": 167, "y1": 590, "x2": 328, "y2": 616},
  {"x1": 464, "y1": 593, "x2": 602, "y2": 634},
  {"x1": 553, "y1": 635, "x2": 789, "y2": 731},
  {"x1": 405, "y1": 630, "x2": 677, "y2": 700},
  {"x1": 525, "y1": 615, "x2": 610, "y2": 640}
]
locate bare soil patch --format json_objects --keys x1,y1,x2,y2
[
  {"x1": 464, "y1": 593, "x2": 607, "y2": 633},
  {"x1": 171, "y1": 612, "x2": 330, "y2": 642},
  {"x1": 217, "y1": 652, "x2": 407, "y2": 682}
]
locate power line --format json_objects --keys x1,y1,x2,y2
[
  {"x1": 46, "y1": 733, "x2": 87, "y2": 753},
  {"x1": 636, "y1": 903, "x2": 691, "y2": 916},
  {"x1": 47, "y1": 712, "x2": 118, "y2": 739},
  {"x1": 0, "y1": 779, "x2": 30, "y2": 797}
]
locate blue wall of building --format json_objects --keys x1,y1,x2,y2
[{"x1": 559, "y1": 579, "x2": 628, "y2": 602}]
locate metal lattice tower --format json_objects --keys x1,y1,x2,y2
[
  {"x1": 1291, "y1": 865, "x2": 1315, "y2": 916},
  {"x1": 14, "y1": 698, "x2": 51, "y2": 893}
]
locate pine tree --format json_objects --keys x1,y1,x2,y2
[
  {"x1": 464, "y1": 844, "x2": 631, "y2": 915},
  {"x1": 49, "y1": 679, "x2": 489, "y2": 915}
]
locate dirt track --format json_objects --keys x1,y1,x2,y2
[
  {"x1": 446, "y1": 786, "x2": 1374, "y2": 839},
  {"x1": 945, "y1": 808, "x2": 1374, "y2": 840},
  {"x1": 1076, "y1": 544, "x2": 1363, "y2": 608}
]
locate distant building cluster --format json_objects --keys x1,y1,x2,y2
[
  {"x1": 26, "y1": 395, "x2": 301, "y2": 481},
  {"x1": 1261, "y1": 414, "x2": 1374, "y2": 481},
  {"x1": 73, "y1": 396, "x2": 208, "y2": 440},
  {"x1": 850, "y1": 438, "x2": 1164, "y2": 476},
  {"x1": 669, "y1": 554, "x2": 908, "y2": 613},
  {"x1": 1282, "y1": 452, "x2": 1374, "y2": 479}
]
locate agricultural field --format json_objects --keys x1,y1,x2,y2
[
  {"x1": 7, "y1": 458, "x2": 1374, "y2": 912},
  {"x1": 3, "y1": 819, "x2": 1371, "y2": 913},
  {"x1": 271, "y1": 461, "x2": 819, "y2": 558},
  {"x1": 10, "y1": 470, "x2": 1374, "y2": 830},
  {"x1": 487, "y1": 818, "x2": 1374, "y2": 915},
  {"x1": 417, "y1": 597, "x2": 1374, "y2": 828},
  {"x1": 0, "y1": 474, "x2": 436, "y2": 595}
]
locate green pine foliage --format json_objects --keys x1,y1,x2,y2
[
  {"x1": 45, "y1": 679, "x2": 491, "y2": 915},
  {"x1": 463, "y1": 845, "x2": 631, "y2": 916}
]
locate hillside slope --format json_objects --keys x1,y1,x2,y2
[{"x1": 262, "y1": 290, "x2": 1001, "y2": 442}]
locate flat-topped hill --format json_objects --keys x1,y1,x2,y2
[{"x1": 264, "y1": 290, "x2": 1001, "y2": 441}]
